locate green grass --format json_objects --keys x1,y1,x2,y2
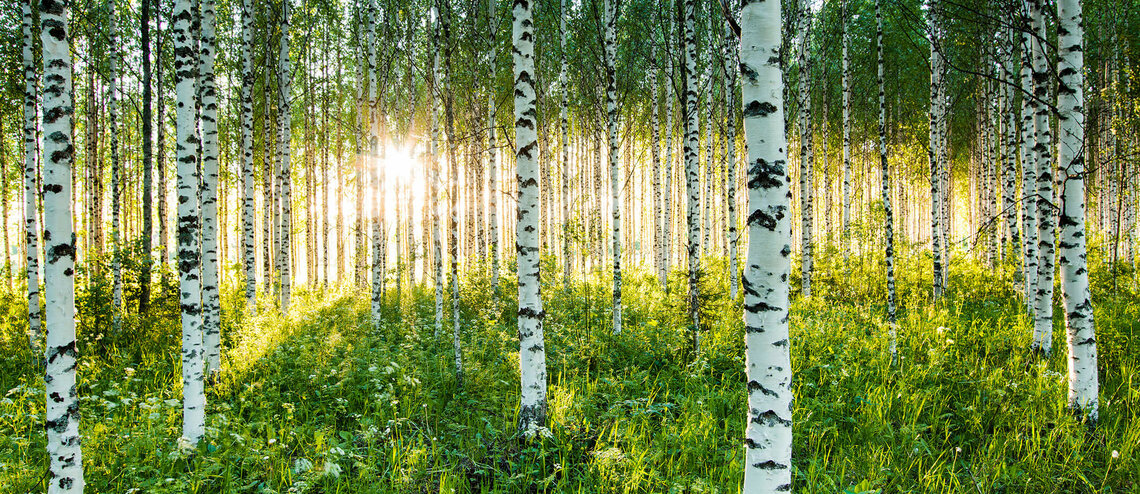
[{"x1": 0, "y1": 249, "x2": 1138, "y2": 492}]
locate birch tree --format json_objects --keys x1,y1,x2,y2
[
  {"x1": 140, "y1": 0, "x2": 154, "y2": 312},
  {"x1": 488, "y1": 0, "x2": 501, "y2": 292},
  {"x1": 739, "y1": 0, "x2": 793, "y2": 488},
  {"x1": 514, "y1": 0, "x2": 547, "y2": 434},
  {"x1": 173, "y1": 0, "x2": 206, "y2": 444},
  {"x1": 41, "y1": 1, "x2": 85, "y2": 490},
  {"x1": 23, "y1": 0, "x2": 42, "y2": 366},
  {"x1": 200, "y1": 0, "x2": 222, "y2": 378},
  {"x1": 604, "y1": 0, "x2": 622, "y2": 334},
  {"x1": 929, "y1": 0, "x2": 945, "y2": 299},
  {"x1": 841, "y1": 0, "x2": 852, "y2": 248},
  {"x1": 1056, "y1": 0, "x2": 1098, "y2": 424},
  {"x1": 878, "y1": 0, "x2": 897, "y2": 362},
  {"x1": 1029, "y1": 0, "x2": 1055, "y2": 357},
  {"x1": 108, "y1": 0, "x2": 123, "y2": 332},
  {"x1": 724, "y1": 6, "x2": 740, "y2": 300},
  {"x1": 795, "y1": 2, "x2": 813, "y2": 298},
  {"x1": 681, "y1": 0, "x2": 701, "y2": 337},
  {"x1": 240, "y1": 0, "x2": 256, "y2": 314},
  {"x1": 278, "y1": 0, "x2": 294, "y2": 312}
]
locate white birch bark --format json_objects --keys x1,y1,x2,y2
[
  {"x1": 199, "y1": 0, "x2": 221, "y2": 377},
  {"x1": 240, "y1": 0, "x2": 256, "y2": 314},
  {"x1": 663, "y1": 79, "x2": 673, "y2": 290},
  {"x1": 877, "y1": 0, "x2": 897, "y2": 361},
  {"x1": 605, "y1": 0, "x2": 621, "y2": 334},
  {"x1": 367, "y1": 0, "x2": 381, "y2": 328},
  {"x1": 725, "y1": 10, "x2": 740, "y2": 300},
  {"x1": 1029, "y1": 0, "x2": 1055, "y2": 356},
  {"x1": 928, "y1": 0, "x2": 944, "y2": 299},
  {"x1": 514, "y1": 0, "x2": 547, "y2": 433},
  {"x1": 841, "y1": 0, "x2": 852, "y2": 249},
  {"x1": 682, "y1": 0, "x2": 701, "y2": 336},
  {"x1": 740, "y1": 0, "x2": 793, "y2": 488},
  {"x1": 1002, "y1": 27, "x2": 1020, "y2": 261},
  {"x1": 559, "y1": 0, "x2": 570, "y2": 287},
  {"x1": 431, "y1": 4, "x2": 444, "y2": 337},
  {"x1": 23, "y1": 0, "x2": 42, "y2": 366},
  {"x1": 796, "y1": 4, "x2": 812, "y2": 298},
  {"x1": 1056, "y1": 0, "x2": 1098, "y2": 423},
  {"x1": 278, "y1": 0, "x2": 293, "y2": 312},
  {"x1": 489, "y1": 0, "x2": 501, "y2": 292},
  {"x1": 41, "y1": 1, "x2": 85, "y2": 490},
  {"x1": 108, "y1": 0, "x2": 122, "y2": 333},
  {"x1": 1018, "y1": 10, "x2": 1038, "y2": 316},
  {"x1": 441, "y1": 0, "x2": 463, "y2": 382},
  {"x1": 173, "y1": 0, "x2": 205, "y2": 444}
]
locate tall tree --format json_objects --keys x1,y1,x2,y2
[
  {"x1": 108, "y1": 0, "x2": 123, "y2": 332},
  {"x1": 42, "y1": 0, "x2": 86, "y2": 490},
  {"x1": 22, "y1": 0, "x2": 42, "y2": 366},
  {"x1": 795, "y1": 1, "x2": 813, "y2": 298},
  {"x1": 724, "y1": 5, "x2": 740, "y2": 300},
  {"x1": 1056, "y1": 0, "x2": 1098, "y2": 423},
  {"x1": 877, "y1": 0, "x2": 897, "y2": 362},
  {"x1": 200, "y1": 0, "x2": 222, "y2": 378},
  {"x1": 841, "y1": 0, "x2": 851, "y2": 249},
  {"x1": 173, "y1": 0, "x2": 206, "y2": 444},
  {"x1": 605, "y1": 0, "x2": 622, "y2": 334},
  {"x1": 740, "y1": 0, "x2": 793, "y2": 488},
  {"x1": 929, "y1": 0, "x2": 945, "y2": 299},
  {"x1": 515, "y1": 0, "x2": 547, "y2": 434},
  {"x1": 431, "y1": 2, "x2": 444, "y2": 337},
  {"x1": 140, "y1": 0, "x2": 154, "y2": 312},
  {"x1": 441, "y1": 0, "x2": 464, "y2": 382},
  {"x1": 1029, "y1": 0, "x2": 1055, "y2": 357},
  {"x1": 278, "y1": 0, "x2": 294, "y2": 312},
  {"x1": 681, "y1": 0, "x2": 701, "y2": 340},
  {"x1": 488, "y1": 0, "x2": 501, "y2": 292},
  {"x1": 240, "y1": 0, "x2": 256, "y2": 314}
]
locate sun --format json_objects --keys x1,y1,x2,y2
[{"x1": 382, "y1": 145, "x2": 418, "y2": 183}]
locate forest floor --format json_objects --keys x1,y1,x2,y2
[{"x1": 1, "y1": 251, "x2": 1138, "y2": 493}]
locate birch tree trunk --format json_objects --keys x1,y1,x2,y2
[
  {"x1": 929, "y1": 1, "x2": 945, "y2": 299},
  {"x1": 431, "y1": 4, "x2": 444, "y2": 337},
  {"x1": 724, "y1": 9, "x2": 739, "y2": 300},
  {"x1": 441, "y1": 0, "x2": 464, "y2": 382},
  {"x1": 157, "y1": 9, "x2": 168, "y2": 274},
  {"x1": 199, "y1": 0, "x2": 221, "y2": 378},
  {"x1": 367, "y1": 0, "x2": 381, "y2": 328},
  {"x1": 278, "y1": 0, "x2": 293, "y2": 312},
  {"x1": 140, "y1": 0, "x2": 154, "y2": 313},
  {"x1": 108, "y1": 0, "x2": 123, "y2": 333},
  {"x1": 682, "y1": 0, "x2": 701, "y2": 338},
  {"x1": 173, "y1": 0, "x2": 205, "y2": 445},
  {"x1": 240, "y1": 0, "x2": 256, "y2": 314},
  {"x1": 663, "y1": 77, "x2": 673, "y2": 290},
  {"x1": 1002, "y1": 27, "x2": 1020, "y2": 263},
  {"x1": 1018, "y1": 11, "x2": 1038, "y2": 316},
  {"x1": 23, "y1": 0, "x2": 42, "y2": 366},
  {"x1": 841, "y1": 0, "x2": 852, "y2": 250},
  {"x1": 560, "y1": 0, "x2": 570, "y2": 288},
  {"x1": 1056, "y1": 0, "x2": 1098, "y2": 423},
  {"x1": 604, "y1": 0, "x2": 622, "y2": 334},
  {"x1": 1030, "y1": 0, "x2": 1055, "y2": 357},
  {"x1": 740, "y1": 0, "x2": 793, "y2": 488},
  {"x1": 41, "y1": 1, "x2": 85, "y2": 490},
  {"x1": 877, "y1": 0, "x2": 897, "y2": 362},
  {"x1": 515, "y1": 0, "x2": 547, "y2": 434},
  {"x1": 489, "y1": 0, "x2": 501, "y2": 292},
  {"x1": 796, "y1": 4, "x2": 813, "y2": 298}
]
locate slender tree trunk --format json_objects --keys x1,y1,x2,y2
[
  {"x1": 442, "y1": 0, "x2": 463, "y2": 383},
  {"x1": 107, "y1": 0, "x2": 123, "y2": 333},
  {"x1": 156, "y1": 7, "x2": 168, "y2": 275},
  {"x1": 263, "y1": 87, "x2": 275, "y2": 298},
  {"x1": 929, "y1": 1, "x2": 945, "y2": 299},
  {"x1": 1002, "y1": 26, "x2": 1020, "y2": 266},
  {"x1": 841, "y1": 0, "x2": 852, "y2": 251},
  {"x1": 140, "y1": 0, "x2": 153, "y2": 313},
  {"x1": 663, "y1": 77, "x2": 673, "y2": 290},
  {"x1": 514, "y1": 0, "x2": 547, "y2": 434},
  {"x1": 22, "y1": 0, "x2": 42, "y2": 367},
  {"x1": 367, "y1": 0, "x2": 382, "y2": 327},
  {"x1": 1029, "y1": 0, "x2": 1055, "y2": 357},
  {"x1": 724, "y1": 10, "x2": 740, "y2": 300},
  {"x1": 173, "y1": 0, "x2": 205, "y2": 445},
  {"x1": 489, "y1": 0, "x2": 500, "y2": 292},
  {"x1": 1056, "y1": 0, "x2": 1098, "y2": 424},
  {"x1": 877, "y1": 0, "x2": 897, "y2": 362},
  {"x1": 240, "y1": 0, "x2": 256, "y2": 314},
  {"x1": 796, "y1": 3, "x2": 813, "y2": 298},
  {"x1": 431, "y1": 6, "x2": 444, "y2": 337},
  {"x1": 740, "y1": 0, "x2": 793, "y2": 488},
  {"x1": 278, "y1": 0, "x2": 293, "y2": 312},
  {"x1": 199, "y1": 0, "x2": 221, "y2": 378},
  {"x1": 1018, "y1": 10, "x2": 1038, "y2": 317},
  {"x1": 560, "y1": 0, "x2": 570, "y2": 288},
  {"x1": 604, "y1": 0, "x2": 622, "y2": 334},
  {"x1": 681, "y1": 0, "x2": 701, "y2": 340}
]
